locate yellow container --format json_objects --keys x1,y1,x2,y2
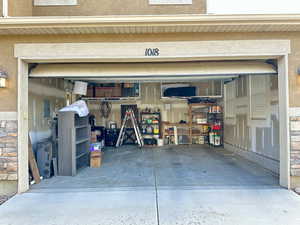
[{"x1": 154, "y1": 128, "x2": 160, "y2": 134}]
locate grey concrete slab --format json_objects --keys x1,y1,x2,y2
[
  {"x1": 1, "y1": 187, "x2": 300, "y2": 225},
  {"x1": 0, "y1": 190, "x2": 158, "y2": 225},
  {"x1": 153, "y1": 146, "x2": 278, "y2": 188},
  {"x1": 32, "y1": 147, "x2": 155, "y2": 190},
  {"x1": 31, "y1": 145, "x2": 278, "y2": 191},
  {"x1": 157, "y1": 188, "x2": 300, "y2": 225}
]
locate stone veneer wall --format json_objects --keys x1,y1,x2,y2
[
  {"x1": 0, "y1": 120, "x2": 18, "y2": 181},
  {"x1": 290, "y1": 116, "x2": 300, "y2": 176}
]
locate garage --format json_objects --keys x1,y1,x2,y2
[{"x1": 25, "y1": 59, "x2": 280, "y2": 190}]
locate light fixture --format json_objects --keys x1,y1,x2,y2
[{"x1": 0, "y1": 70, "x2": 8, "y2": 88}]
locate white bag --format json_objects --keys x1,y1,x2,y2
[{"x1": 59, "y1": 100, "x2": 89, "y2": 117}]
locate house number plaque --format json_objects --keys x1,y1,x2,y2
[{"x1": 145, "y1": 48, "x2": 160, "y2": 56}]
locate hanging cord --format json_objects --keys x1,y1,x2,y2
[{"x1": 100, "y1": 101, "x2": 112, "y2": 119}]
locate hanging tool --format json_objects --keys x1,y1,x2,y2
[{"x1": 116, "y1": 109, "x2": 144, "y2": 147}]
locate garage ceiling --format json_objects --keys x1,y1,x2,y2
[{"x1": 29, "y1": 61, "x2": 277, "y2": 82}]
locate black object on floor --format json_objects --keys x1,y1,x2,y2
[
  {"x1": 105, "y1": 128, "x2": 120, "y2": 146},
  {"x1": 35, "y1": 139, "x2": 53, "y2": 179}
]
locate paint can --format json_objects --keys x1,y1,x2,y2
[{"x1": 157, "y1": 139, "x2": 164, "y2": 147}]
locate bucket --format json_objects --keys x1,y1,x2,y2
[
  {"x1": 157, "y1": 139, "x2": 164, "y2": 147},
  {"x1": 73, "y1": 81, "x2": 88, "y2": 95}
]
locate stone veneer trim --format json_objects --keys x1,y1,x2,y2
[
  {"x1": 290, "y1": 116, "x2": 300, "y2": 176},
  {"x1": 0, "y1": 120, "x2": 18, "y2": 181}
]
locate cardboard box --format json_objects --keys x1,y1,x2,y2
[
  {"x1": 90, "y1": 151, "x2": 102, "y2": 168},
  {"x1": 124, "y1": 83, "x2": 134, "y2": 88},
  {"x1": 94, "y1": 86, "x2": 121, "y2": 97},
  {"x1": 95, "y1": 87, "x2": 113, "y2": 97},
  {"x1": 111, "y1": 86, "x2": 121, "y2": 97},
  {"x1": 86, "y1": 86, "x2": 94, "y2": 97}
]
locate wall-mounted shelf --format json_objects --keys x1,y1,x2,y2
[{"x1": 82, "y1": 97, "x2": 141, "y2": 102}]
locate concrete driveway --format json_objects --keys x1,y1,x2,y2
[
  {"x1": 2, "y1": 147, "x2": 300, "y2": 225},
  {"x1": 1, "y1": 187, "x2": 300, "y2": 225}
]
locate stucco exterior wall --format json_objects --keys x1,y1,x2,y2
[
  {"x1": 0, "y1": 0, "x2": 3, "y2": 17},
  {"x1": 1, "y1": 32, "x2": 300, "y2": 110},
  {"x1": 32, "y1": 0, "x2": 206, "y2": 16},
  {"x1": 0, "y1": 31, "x2": 300, "y2": 192},
  {"x1": 8, "y1": 0, "x2": 32, "y2": 17}
]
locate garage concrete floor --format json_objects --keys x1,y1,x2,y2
[
  {"x1": 2, "y1": 146, "x2": 300, "y2": 225},
  {"x1": 31, "y1": 145, "x2": 278, "y2": 191}
]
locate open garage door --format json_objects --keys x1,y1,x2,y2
[{"x1": 29, "y1": 61, "x2": 277, "y2": 82}]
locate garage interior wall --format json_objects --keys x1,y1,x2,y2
[
  {"x1": 88, "y1": 83, "x2": 189, "y2": 127},
  {"x1": 28, "y1": 78, "x2": 65, "y2": 145},
  {"x1": 87, "y1": 82, "x2": 221, "y2": 127},
  {"x1": 224, "y1": 75, "x2": 280, "y2": 174}
]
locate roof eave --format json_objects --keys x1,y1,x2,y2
[{"x1": 1, "y1": 14, "x2": 300, "y2": 35}]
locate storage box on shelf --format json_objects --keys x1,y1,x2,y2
[
  {"x1": 95, "y1": 86, "x2": 121, "y2": 97},
  {"x1": 207, "y1": 105, "x2": 223, "y2": 147}
]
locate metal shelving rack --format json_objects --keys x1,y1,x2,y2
[
  {"x1": 140, "y1": 112, "x2": 161, "y2": 146},
  {"x1": 188, "y1": 103, "x2": 213, "y2": 145},
  {"x1": 58, "y1": 111, "x2": 90, "y2": 176},
  {"x1": 207, "y1": 107, "x2": 223, "y2": 147}
]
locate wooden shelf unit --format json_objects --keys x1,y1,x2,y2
[
  {"x1": 188, "y1": 103, "x2": 214, "y2": 145},
  {"x1": 162, "y1": 122, "x2": 190, "y2": 145}
]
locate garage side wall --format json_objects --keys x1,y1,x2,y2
[
  {"x1": 28, "y1": 78, "x2": 66, "y2": 145},
  {"x1": 224, "y1": 75, "x2": 280, "y2": 174}
]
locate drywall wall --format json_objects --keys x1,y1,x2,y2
[
  {"x1": 224, "y1": 75, "x2": 280, "y2": 173},
  {"x1": 28, "y1": 78, "x2": 66, "y2": 144},
  {"x1": 88, "y1": 83, "x2": 189, "y2": 127},
  {"x1": 88, "y1": 81, "x2": 222, "y2": 127}
]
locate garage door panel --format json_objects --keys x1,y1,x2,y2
[{"x1": 29, "y1": 61, "x2": 277, "y2": 82}]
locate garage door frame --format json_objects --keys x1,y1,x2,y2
[{"x1": 15, "y1": 40, "x2": 291, "y2": 193}]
